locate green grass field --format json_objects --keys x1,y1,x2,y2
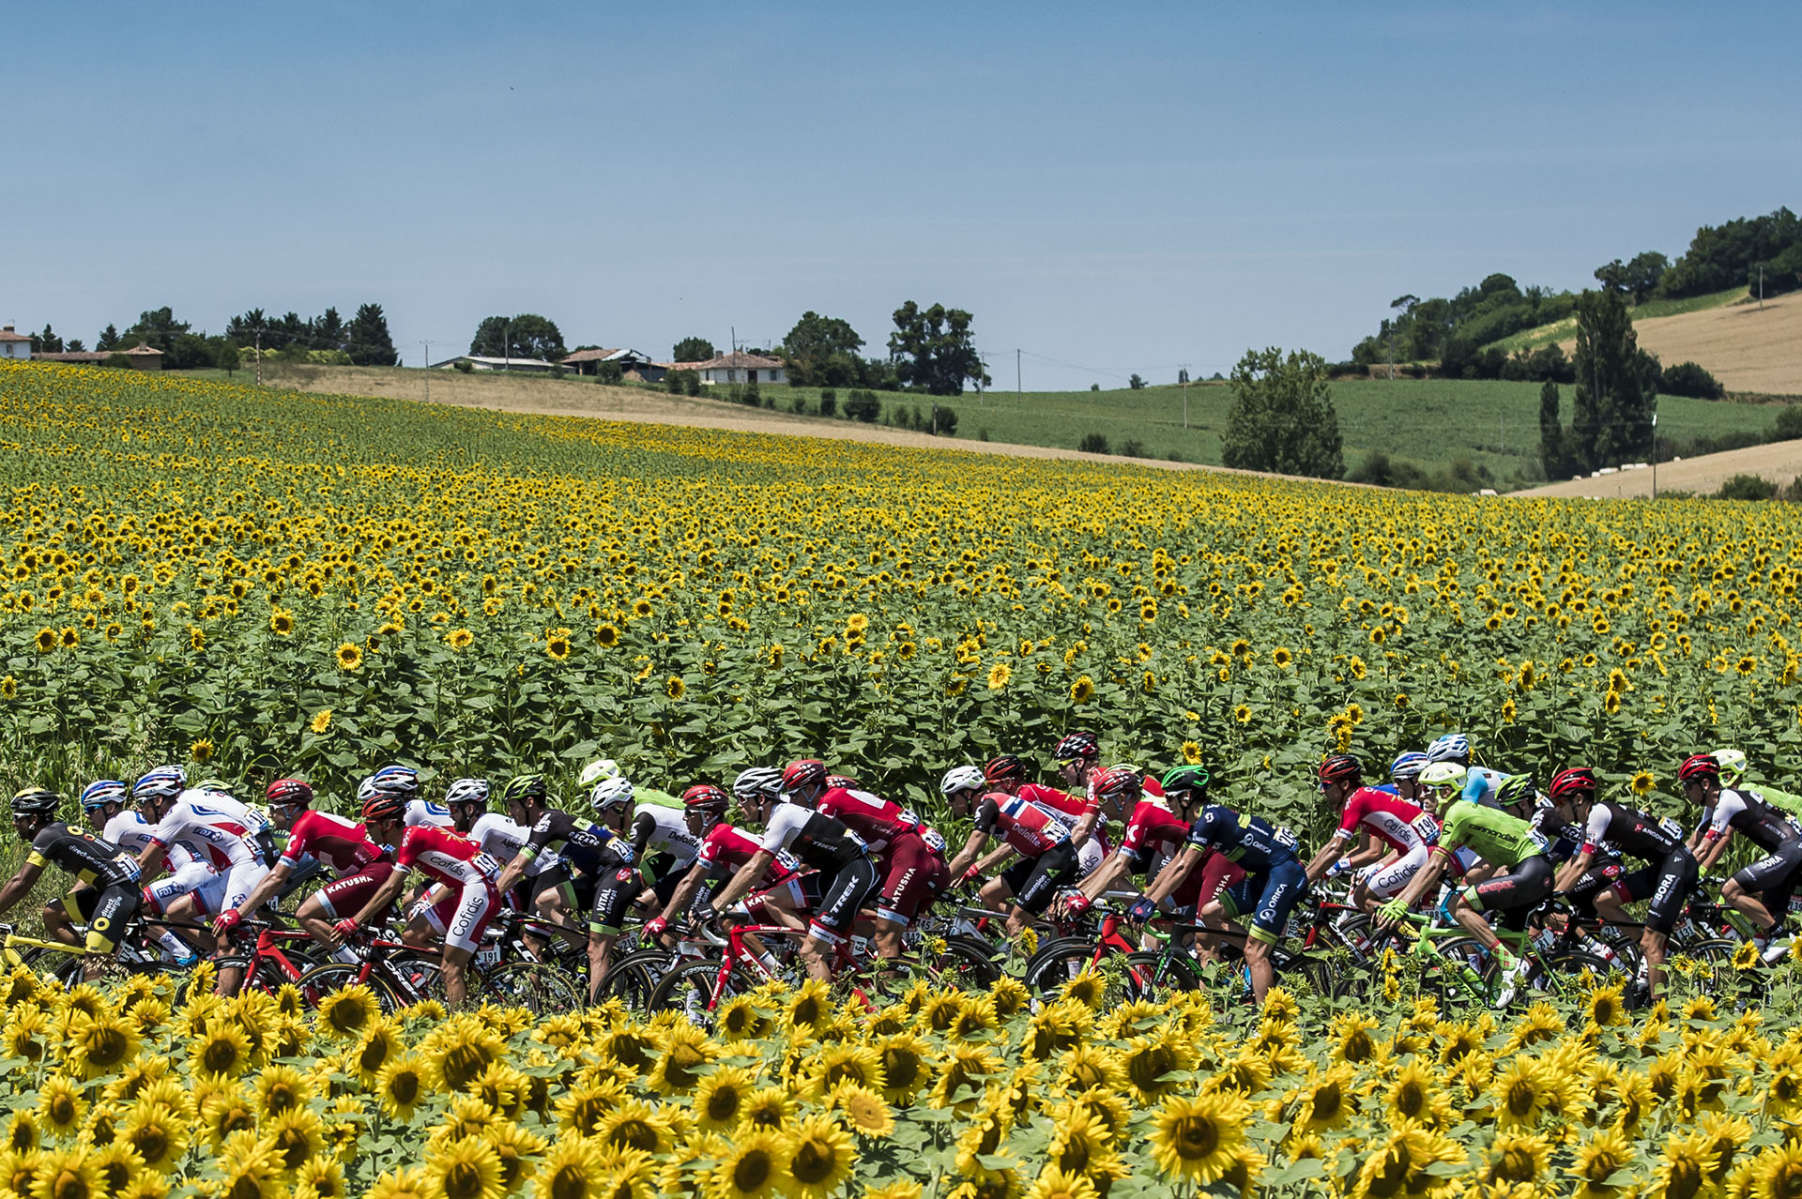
[{"x1": 1485, "y1": 286, "x2": 1747, "y2": 354}]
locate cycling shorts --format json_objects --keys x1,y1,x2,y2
[
  {"x1": 1219, "y1": 858, "x2": 1307, "y2": 944},
  {"x1": 1643, "y1": 846, "x2": 1699, "y2": 935},
  {"x1": 1356, "y1": 844, "x2": 1430, "y2": 900},
  {"x1": 1175, "y1": 852, "x2": 1245, "y2": 912},
  {"x1": 1011, "y1": 843, "x2": 1080, "y2": 917},
  {"x1": 142, "y1": 860, "x2": 217, "y2": 915},
  {"x1": 1733, "y1": 842, "x2": 1802, "y2": 918},
  {"x1": 588, "y1": 864, "x2": 680, "y2": 937},
  {"x1": 312, "y1": 861, "x2": 398, "y2": 921},
  {"x1": 66, "y1": 883, "x2": 142, "y2": 954},
  {"x1": 1464, "y1": 854, "x2": 1554, "y2": 931},
  {"x1": 876, "y1": 832, "x2": 948, "y2": 926},
  {"x1": 418, "y1": 880, "x2": 501, "y2": 953},
  {"x1": 191, "y1": 860, "x2": 270, "y2": 918},
  {"x1": 808, "y1": 857, "x2": 880, "y2": 946}
]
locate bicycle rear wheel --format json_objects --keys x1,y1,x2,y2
[
  {"x1": 1118, "y1": 951, "x2": 1198, "y2": 1001},
  {"x1": 1020, "y1": 939, "x2": 1107, "y2": 995},
  {"x1": 475, "y1": 961, "x2": 584, "y2": 1015},
  {"x1": 597, "y1": 948, "x2": 672, "y2": 1011},
  {"x1": 293, "y1": 963, "x2": 405, "y2": 1014},
  {"x1": 648, "y1": 959, "x2": 743, "y2": 1027}
]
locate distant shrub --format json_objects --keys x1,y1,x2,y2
[
  {"x1": 1719, "y1": 473, "x2": 1777, "y2": 501},
  {"x1": 819, "y1": 389, "x2": 837, "y2": 417},
  {"x1": 1661, "y1": 361, "x2": 1724, "y2": 399},
  {"x1": 844, "y1": 390, "x2": 880, "y2": 423},
  {"x1": 1078, "y1": 433, "x2": 1110, "y2": 454},
  {"x1": 596, "y1": 361, "x2": 624, "y2": 384},
  {"x1": 1775, "y1": 406, "x2": 1802, "y2": 441},
  {"x1": 930, "y1": 405, "x2": 958, "y2": 436},
  {"x1": 789, "y1": 395, "x2": 808, "y2": 414},
  {"x1": 452, "y1": 359, "x2": 474, "y2": 374},
  {"x1": 1119, "y1": 439, "x2": 1147, "y2": 458}
]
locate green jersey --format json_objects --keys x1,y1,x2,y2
[
  {"x1": 1437, "y1": 799, "x2": 1545, "y2": 867},
  {"x1": 1749, "y1": 783, "x2": 1802, "y2": 822},
  {"x1": 634, "y1": 786, "x2": 684, "y2": 811}
]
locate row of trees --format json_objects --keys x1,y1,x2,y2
[
  {"x1": 1539, "y1": 289, "x2": 1658, "y2": 479},
  {"x1": 34, "y1": 304, "x2": 399, "y2": 370}
]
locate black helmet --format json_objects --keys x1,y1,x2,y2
[
  {"x1": 1160, "y1": 765, "x2": 1211, "y2": 799},
  {"x1": 501, "y1": 774, "x2": 548, "y2": 806},
  {"x1": 10, "y1": 788, "x2": 59, "y2": 818}
]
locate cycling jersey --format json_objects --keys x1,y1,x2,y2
[
  {"x1": 1334, "y1": 787, "x2": 1438, "y2": 853},
  {"x1": 625, "y1": 805, "x2": 701, "y2": 875},
  {"x1": 1578, "y1": 802, "x2": 1683, "y2": 863},
  {"x1": 145, "y1": 789, "x2": 269, "y2": 871},
  {"x1": 28, "y1": 823, "x2": 139, "y2": 887},
  {"x1": 519, "y1": 810, "x2": 623, "y2": 876},
  {"x1": 1120, "y1": 800, "x2": 1190, "y2": 869},
  {"x1": 1435, "y1": 800, "x2": 1544, "y2": 867},
  {"x1": 279, "y1": 810, "x2": 385, "y2": 875},
  {"x1": 1701, "y1": 787, "x2": 1802, "y2": 852},
  {"x1": 975, "y1": 794, "x2": 1073, "y2": 858},
  {"x1": 1183, "y1": 805, "x2": 1300, "y2": 871},
  {"x1": 466, "y1": 812, "x2": 556, "y2": 874},
  {"x1": 817, "y1": 786, "x2": 919, "y2": 854},
  {"x1": 395, "y1": 825, "x2": 500, "y2": 889},
  {"x1": 632, "y1": 786, "x2": 684, "y2": 811},
  {"x1": 698, "y1": 824, "x2": 802, "y2": 881},
  {"x1": 759, "y1": 802, "x2": 868, "y2": 871},
  {"x1": 102, "y1": 811, "x2": 201, "y2": 870},
  {"x1": 1746, "y1": 782, "x2": 1802, "y2": 822},
  {"x1": 1461, "y1": 766, "x2": 1509, "y2": 807},
  {"x1": 404, "y1": 799, "x2": 455, "y2": 829}
]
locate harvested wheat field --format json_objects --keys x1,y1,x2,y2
[
  {"x1": 1514, "y1": 438, "x2": 1802, "y2": 498},
  {"x1": 1556, "y1": 290, "x2": 1802, "y2": 395}
]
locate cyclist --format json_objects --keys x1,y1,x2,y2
[
  {"x1": 967, "y1": 755, "x2": 1110, "y2": 909},
  {"x1": 1051, "y1": 731, "x2": 1161, "y2": 850},
  {"x1": 331, "y1": 790, "x2": 500, "y2": 1008},
  {"x1": 364, "y1": 765, "x2": 453, "y2": 830},
  {"x1": 1377, "y1": 761, "x2": 1556, "y2": 989},
  {"x1": 782, "y1": 759, "x2": 947, "y2": 959},
  {"x1": 944, "y1": 769, "x2": 1089, "y2": 937},
  {"x1": 644, "y1": 782, "x2": 814, "y2": 940},
  {"x1": 705, "y1": 767, "x2": 877, "y2": 981},
  {"x1": 79, "y1": 781, "x2": 207, "y2": 964},
  {"x1": 215, "y1": 778, "x2": 395, "y2": 958},
  {"x1": 1305, "y1": 754, "x2": 1439, "y2": 911},
  {"x1": 1543, "y1": 765, "x2": 1695, "y2": 1001},
  {"x1": 491, "y1": 774, "x2": 623, "y2": 941},
  {"x1": 1684, "y1": 752, "x2": 1802, "y2": 960},
  {"x1": 441, "y1": 778, "x2": 554, "y2": 911},
  {"x1": 584, "y1": 775, "x2": 702, "y2": 999},
  {"x1": 0, "y1": 788, "x2": 144, "y2": 970},
  {"x1": 1425, "y1": 733, "x2": 1509, "y2": 807},
  {"x1": 1713, "y1": 748, "x2": 1802, "y2": 822}
]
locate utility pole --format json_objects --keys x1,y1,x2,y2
[
  {"x1": 1016, "y1": 348, "x2": 1021, "y2": 394},
  {"x1": 254, "y1": 326, "x2": 262, "y2": 387},
  {"x1": 1651, "y1": 411, "x2": 1659, "y2": 500},
  {"x1": 502, "y1": 320, "x2": 510, "y2": 372},
  {"x1": 1760, "y1": 266, "x2": 1766, "y2": 310},
  {"x1": 420, "y1": 340, "x2": 431, "y2": 403},
  {"x1": 1180, "y1": 363, "x2": 1191, "y2": 430}
]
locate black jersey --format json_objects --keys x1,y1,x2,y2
[
  {"x1": 521, "y1": 809, "x2": 622, "y2": 875},
  {"x1": 27, "y1": 823, "x2": 138, "y2": 887}
]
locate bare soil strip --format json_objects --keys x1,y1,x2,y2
[{"x1": 1512, "y1": 440, "x2": 1802, "y2": 499}]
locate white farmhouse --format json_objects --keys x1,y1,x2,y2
[
  {"x1": 662, "y1": 351, "x2": 786, "y2": 386},
  {"x1": 0, "y1": 325, "x2": 30, "y2": 360}
]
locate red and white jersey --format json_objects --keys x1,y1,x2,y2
[
  {"x1": 1017, "y1": 783, "x2": 1112, "y2": 854},
  {"x1": 104, "y1": 811, "x2": 203, "y2": 871},
  {"x1": 280, "y1": 810, "x2": 384, "y2": 875},
  {"x1": 817, "y1": 786, "x2": 919, "y2": 854},
  {"x1": 975, "y1": 793, "x2": 1072, "y2": 857},
  {"x1": 395, "y1": 825, "x2": 499, "y2": 889},
  {"x1": 147, "y1": 788, "x2": 267, "y2": 871},
  {"x1": 698, "y1": 823, "x2": 801, "y2": 882},
  {"x1": 1120, "y1": 799, "x2": 1189, "y2": 868},
  {"x1": 1335, "y1": 786, "x2": 1439, "y2": 854}
]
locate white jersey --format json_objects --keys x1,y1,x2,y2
[
  {"x1": 634, "y1": 804, "x2": 700, "y2": 870},
  {"x1": 146, "y1": 788, "x2": 269, "y2": 872},
  {"x1": 405, "y1": 798, "x2": 455, "y2": 829},
  {"x1": 467, "y1": 812, "x2": 558, "y2": 876},
  {"x1": 104, "y1": 811, "x2": 203, "y2": 870}
]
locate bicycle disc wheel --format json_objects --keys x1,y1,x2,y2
[
  {"x1": 597, "y1": 948, "x2": 672, "y2": 1011},
  {"x1": 294, "y1": 963, "x2": 403, "y2": 1014},
  {"x1": 475, "y1": 961, "x2": 584, "y2": 1015}
]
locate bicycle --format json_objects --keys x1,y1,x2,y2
[
  {"x1": 0, "y1": 917, "x2": 194, "y2": 994},
  {"x1": 1021, "y1": 905, "x2": 1201, "y2": 1001}
]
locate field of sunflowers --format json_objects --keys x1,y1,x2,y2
[{"x1": 9, "y1": 957, "x2": 1802, "y2": 1199}]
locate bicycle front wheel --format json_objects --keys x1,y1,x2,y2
[
  {"x1": 475, "y1": 961, "x2": 585, "y2": 1015},
  {"x1": 1021, "y1": 939, "x2": 1108, "y2": 995},
  {"x1": 294, "y1": 963, "x2": 404, "y2": 1014}
]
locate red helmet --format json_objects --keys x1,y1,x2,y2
[
  {"x1": 266, "y1": 778, "x2": 313, "y2": 808},
  {"x1": 1090, "y1": 766, "x2": 1142, "y2": 806},
  {"x1": 983, "y1": 755, "x2": 1027, "y2": 785},
  {"x1": 825, "y1": 774, "x2": 859, "y2": 790},
  {"x1": 682, "y1": 783, "x2": 729, "y2": 811},
  {"x1": 360, "y1": 792, "x2": 406, "y2": 823},
  {"x1": 1317, "y1": 755, "x2": 1362, "y2": 787},
  {"x1": 1678, "y1": 754, "x2": 1720, "y2": 785},
  {"x1": 781, "y1": 759, "x2": 828, "y2": 793},
  {"x1": 1548, "y1": 766, "x2": 1598, "y2": 800},
  {"x1": 1053, "y1": 731, "x2": 1100, "y2": 764}
]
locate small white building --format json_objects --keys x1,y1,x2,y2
[
  {"x1": 662, "y1": 351, "x2": 786, "y2": 386},
  {"x1": 428, "y1": 354, "x2": 560, "y2": 374},
  {"x1": 0, "y1": 325, "x2": 31, "y2": 360}
]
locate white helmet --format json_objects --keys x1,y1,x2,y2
[
  {"x1": 355, "y1": 776, "x2": 378, "y2": 804},
  {"x1": 1425, "y1": 734, "x2": 1471, "y2": 765},
  {"x1": 590, "y1": 777, "x2": 635, "y2": 813},
  {"x1": 445, "y1": 778, "x2": 490, "y2": 807},
  {"x1": 920, "y1": 827, "x2": 947, "y2": 856},
  {"x1": 939, "y1": 765, "x2": 985, "y2": 796},
  {"x1": 578, "y1": 758, "x2": 621, "y2": 788},
  {"x1": 733, "y1": 767, "x2": 783, "y2": 803}
]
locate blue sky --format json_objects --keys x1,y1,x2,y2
[{"x1": 4, "y1": 2, "x2": 1798, "y2": 389}]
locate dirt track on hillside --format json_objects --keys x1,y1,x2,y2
[
  {"x1": 1554, "y1": 291, "x2": 1802, "y2": 395},
  {"x1": 1512, "y1": 440, "x2": 1802, "y2": 498},
  {"x1": 261, "y1": 364, "x2": 1371, "y2": 483}
]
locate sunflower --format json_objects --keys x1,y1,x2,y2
[
  {"x1": 1752, "y1": 1142, "x2": 1802, "y2": 1199},
  {"x1": 987, "y1": 663, "x2": 1012, "y2": 691},
  {"x1": 31, "y1": 1145, "x2": 102, "y2": 1199},
  {"x1": 350, "y1": 1020, "x2": 402, "y2": 1086},
  {"x1": 334, "y1": 642, "x2": 362, "y2": 671},
  {"x1": 932, "y1": 1044, "x2": 1002, "y2": 1113},
  {"x1": 1288, "y1": 1063, "x2": 1357, "y2": 1134},
  {"x1": 309, "y1": 709, "x2": 333, "y2": 734},
  {"x1": 119, "y1": 1105, "x2": 188, "y2": 1174},
  {"x1": 1271, "y1": 646, "x2": 1294, "y2": 668},
  {"x1": 784, "y1": 979, "x2": 833, "y2": 1031},
  {"x1": 4, "y1": 1004, "x2": 48, "y2": 1062},
  {"x1": 594, "y1": 624, "x2": 620, "y2": 649},
  {"x1": 1733, "y1": 940, "x2": 1761, "y2": 970},
  {"x1": 1569, "y1": 1126, "x2": 1634, "y2": 1199},
  {"x1": 447, "y1": 628, "x2": 474, "y2": 651},
  {"x1": 215, "y1": 1131, "x2": 284, "y2": 1199},
  {"x1": 316, "y1": 985, "x2": 380, "y2": 1040},
  {"x1": 1233, "y1": 704, "x2": 1253, "y2": 725},
  {"x1": 664, "y1": 676, "x2": 686, "y2": 700},
  {"x1": 531, "y1": 1139, "x2": 606, "y2": 1199},
  {"x1": 265, "y1": 1107, "x2": 327, "y2": 1175},
  {"x1": 367, "y1": 1166, "x2": 433, "y2": 1199},
  {"x1": 705, "y1": 1126, "x2": 787, "y2": 1199},
  {"x1": 480, "y1": 1120, "x2": 544, "y2": 1194},
  {"x1": 1060, "y1": 970, "x2": 1106, "y2": 1010},
  {"x1": 1149, "y1": 1091, "x2": 1248, "y2": 1185},
  {"x1": 425, "y1": 1137, "x2": 504, "y2": 1199},
  {"x1": 1352, "y1": 1126, "x2": 1465, "y2": 1199},
  {"x1": 1119, "y1": 1029, "x2": 1198, "y2": 1101},
  {"x1": 715, "y1": 995, "x2": 772, "y2": 1042},
  {"x1": 1328, "y1": 1013, "x2": 1378, "y2": 1064},
  {"x1": 782, "y1": 1112, "x2": 855, "y2": 1199},
  {"x1": 1023, "y1": 1166, "x2": 1098, "y2": 1199},
  {"x1": 1069, "y1": 676, "x2": 1095, "y2": 704},
  {"x1": 874, "y1": 1033, "x2": 933, "y2": 1105},
  {"x1": 35, "y1": 627, "x2": 56, "y2": 652},
  {"x1": 1651, "y1": 1132, "x2": 1718, "y2": 1199},
  {"x1": 739, "y1": 1087, "x2": 794, "y2": 1132},
  {"x1": 88, "y1": 1142, "x2": 144, "y2": 1197},
  {"x1": 190, "y1": 1020, "x2": 252, "y2": 1079},
  {"x1": 595, "y1": 1098, "x2": 670, "y2": 1156},
  {"x1": 1490, "y1": 1056, "x2": 1553, "y2": 1128},
  {"x1": 67, "y1": 1013, "x2": 138, "y2": 1080},
  {"x1": 292, "y1": 1157, "x2": 347, "y2": 1199},
  {"x1": 1585, "y1": 983, "x2": 1627, "y2": 1028},
  {"x1": 647, "y1": 1024, "x2": 714, "y2": 1094},
  {"x1": 827, "y1": 1082, "x2": 895, "y2": 1139},
  {"x1": 377, "y1": 1054, "x2": 428, "y2": 1121},
  {"x1": 1045, "y1": 1104, "x2": 1116, "y2": 1176},
  {"x1": 1483, "y1": 1130, "x2": 1551, "y2": 1187},
  {"x1": 200, "y1": 1084, "x2": 258, "y2": 1151},
  {"x1": 1384, "y1": 1060, "x2": 1454, "y2": 1130},
  {"x1": 36, "y1": 1076, "x2": 87, "y2": 1140}
]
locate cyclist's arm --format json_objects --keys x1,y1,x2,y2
[
  {"x1": 1304, "y1": 833, "x2": 1351, "y2": 883},
  {"x1": 493, "y1": 851, "x2": 532, "y2": 897},
  {"x1": 710, "y1": 850, "x2": 775, "y2": 912},
  {"x1": 1551, "y1": 849, "x2": 1593, "y2": 894},
  {"x1": 656, "y1": 860, "x2": 713, "y2": 923},
  {"x1": 1344, "y1": 832, "x2": 1387, "y2": 869},
  {"x1": 1141, "y1": 844, "x2": 1203, "y2": 907},
  {"x1": 627, "y1": 812, "x2": 657, "y2": 870},
  {"x1": 0, "y1": 859, "x2": 45, "y2": 917},
  {"x1": 1695, "y1": 830, "x2": 1734, "y2": 874},
  {"x1": 1382, "y1": 845, "x2": 1453, "y2": 916},
  {"x1": 342, "y1": 867, "x2": 409, "y2": 932},
  {"x1": 1077, "y1": 849, "x2": 1131, "y2": 901},
  {"x1": 944, "y1": 830, "x2": 990, "y2": 881},
  {"x1": 229, "y1": 861, "x2": 293, "y2": 922},
  {"x1": 135, "y1": 841, "x2": 169, "y2": 880},
  {"x1": 1068, "y1": 807, "x2": 1099, "y2": 851}
]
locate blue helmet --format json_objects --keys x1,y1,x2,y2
[
  {"x1": 1425, "y1": 734, "x2": 1470, "y2": 765},
  {"x1": 1389, "y1": 751, "x2": 1429, "y2": 782},
  {"x1": 132, "y1": 766, "x2": 187, "y2": 803},
  {"x1": 80, "y1": 780, "x2": 128, "y2": 812},
  {"x1": 371, "y1": 764, "x2": 418, "y2": 795}
]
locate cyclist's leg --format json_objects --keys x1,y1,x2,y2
[
  {"x1": 43, "y1": 888, "x2": 88, "y2": 947},
  {"x1": 309, "y1": 862, "x2": 397, "y2": 953},
  {"x1": 587, "y1": 864, "x2": 647, "y2": 1000},
  {"x1": 441, "y1": 882, "x2": 498, "y2": 1008},
  {"x1": 1008, "y1": 844, "x2": 1077, "y2": 936},
  {"x1": 1642, "y1": 846, "x2": 1698, "y2": 997},
  {"x1": 215, "y1": 860, "x2": 270, "y2": 995},
  {"x1": 1722, "y1": 846, "x2": 1800, "y2": 935},
  {"x1": 1180, "y1": 853, "x2": 1245, "y2": 960},
  {"x1": 1363, "y1": 845, "x2": 1429, "y2": 904},
  {"x1": 804, "y1": 858, "x2": 880, "y2": 980},
  {"x1": 979, "y1": 857, "x2": 1031, "y2": 915},
  {"x1": 1459, "y1": 855, "x2": 1554, "y2": 952},
  {"x1": 873, "y1": 833, "x2": 936, "y2": 958},
  {"x1": 1244, "y1": 860, "x2": 1306, "y2": 1003}
]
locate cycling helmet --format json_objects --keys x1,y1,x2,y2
[
  {"x1": 1053, "y1": 731, "x2": 1101, "y2": 765},
  {"x1": 1418, "y1": 762, "x2": 1467, "y2": 791},
  {"x1": 1712, "y1": 748, "x2": 1749, "y2": 786},
  {"x1": 1425, "y1": 734, "x2": 1471, "y2": 765},
  {"x1": 920, "y1": 827, "x2": 947, "y2": 856},
  {"x1": 781, "y1": 759, "x2": 828, "y2": 793},
  {"x1": 444, "y1": 778, "x2": 491, "y2": 808},
  {"x1": 1160, "y1": 765, "x2": 1211, "y2": 798},
  {"x1": 80, "y1": 780, "x2": 128, "y2": 812},
  {"x1": 1495, "y1": 774, "x2": 1539, "y2": 809},
  {"x1": 1548, "y1": 767, "x2": 1597, "y2": 801},
  {"x1": 1318, "y1": 755, "x2": 1362, "y2": 788},
  {"x1": 1678, "y1": 754, "x2": 1721, "y2": 786},
  {"x1": 265, "y1": 778, "x2": 314, "y2": 809},
  {"x1": 940, "y1": 766, "x2": 986, "y2": 796},
  {"x1": 132, "y1": 767, "x2": 187, "y2": 803},
  {"x1": 10, "y1": 788, "x2": 59, "y2": 818},
  {"x1": 196, "y1": 779, "x2": 232, "y2": 794},
  {"x1": 1389, "y1": 751, "x2": 1429, "y2": 782},
  {"x1": 825, "y1": 774, "x2": 859, "y2": 790},
  {"x1": 591, "y1": 777, "x2": 635, "y2": 814},
  {"x1": 681, "y1": 783, "x2": 730, "y2": 811},
  {"x1": 360, "y1": 791, "x2": 405, "y2": 824},
  {"x1": 1090, "y1": 766, "x2": 1142, "y2": 806},
  {"x1": 578, "y1": 758, "x2": 621, "y2": 788},
  {"x1": 982, "y1": 755, "x2": 1028, "y2": 785},
  {"x1": 371, "y1": 764, "x2": 419, "y2": 794},
  {"x1": 500, "y1": 774, "x2": 547, "y2": 807},
  {"x1": 733, "y1": 767, "x2": 783, "y2": 803},
  {"x1": 355, "y1": 776, "x2": 378, "y2": 804}
]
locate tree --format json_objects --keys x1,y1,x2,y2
[
  {"x1": 314, "y1": 307, "x2": 345, "y2": 351},
  {"x1": 1593, "y1": 259, "x2": 1631, "y2": 295},
  {"x1": 96, "y1": 324, "x2": 120, "y2": 352},
  {"x1": 30, "y1": 324, "x2": 63, "y2": 353},
  {"x1": 1538, "y1": 381, "x2": 1572, "y2": 479},
  {"x1": 843, "y1": 390, "x2": 881, "y2": 422},
  {"x1": 887, "y1": 301, "x2": 987, "y2": 396},
  {"x1": 125, "y1": 307, "x2": 189, "y2": 354},
  {"x1": 64, "y1": 339, "x2": 84, "y2": 353},
  {"x1": 1624, "y1": 251, "x2": 1670, "y2": 303},
  {"x1": 469, "y1": 314, "x2": 564, "y2": 362},
  {"x1": 346, "y1": 303, "x2": 398, "y2": 366},
  {"x1": 782, "y1": 312, "x2": 864, "y2": 388},
  {"x1": 1661, "y1": 361, "x2": 1724, "y2": 400},
  {"x1": 1220, "y1": 347, "x2": 1344, "y2": 480},
  {"x1": 215, "y1": 337, "x2": 242, "y2": 376},
  {"x1": 671, "y1": 337, "x2": 715, "y2": 363},
  {"x1": 1571, "y1": 289, "x2": 1656, "y2": 471},
  {"x1": 1128, "y1": 374, "x2": 1146, "y2": 390}
]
